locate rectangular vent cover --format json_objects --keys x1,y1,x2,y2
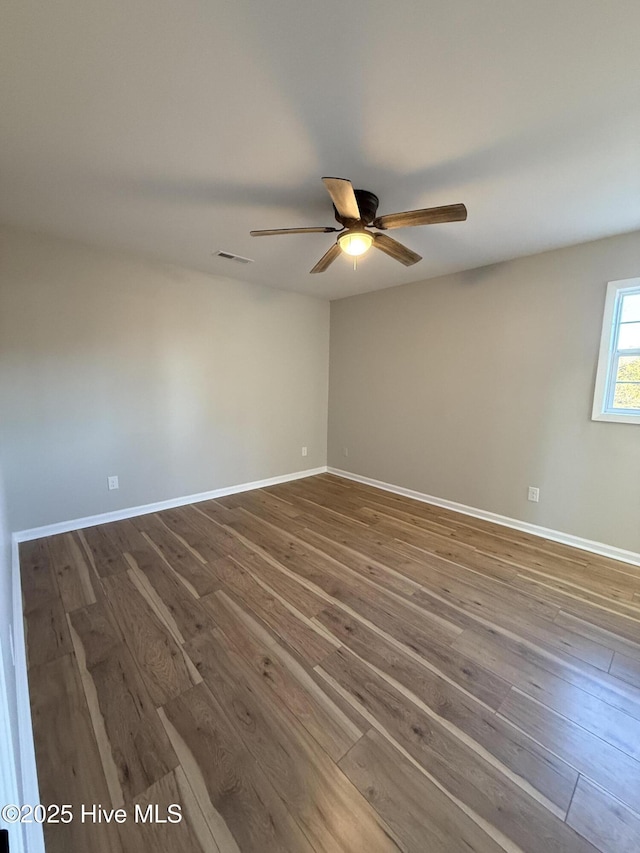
[{"x1": 213, "y1": 250, "x2": 254, "y2": 264}]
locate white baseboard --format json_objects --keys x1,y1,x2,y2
[
  {"x1": 14, "y1": 466, "x2": 328, "y2": 543},
  {"x1": 11, "y1": 537, "x2": 45, "y2": 853},
  {"x1": 328, "y1": 467, "x2": 640, "y2": 568}
]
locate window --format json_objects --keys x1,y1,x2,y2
[{"x1": 592, "y1": 278, "x2": 640, "y2": 424}]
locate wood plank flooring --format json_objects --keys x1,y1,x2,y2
[{"x1": 20, "y1": 473, "x2": 640, "y2": 852}]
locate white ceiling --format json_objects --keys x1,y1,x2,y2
[{"x1": 1, "y1": 1, "x2": 639, "y2": 300}]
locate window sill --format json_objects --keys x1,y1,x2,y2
[{"x1": 592, "y1": 411, "x2": 640, "y2": 425}]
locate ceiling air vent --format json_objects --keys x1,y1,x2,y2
[{"x1": 213, "y1": 250, "x2": 254, "y2": 264}]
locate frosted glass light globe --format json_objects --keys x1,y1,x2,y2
[{"x1": 338, "y1": 231, "x2": 373, "y2": 257}]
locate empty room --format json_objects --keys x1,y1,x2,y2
[{"x1": 1, "y1": 2, "x2": 640, "y2": 852}]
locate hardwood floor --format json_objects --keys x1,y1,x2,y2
[{"x1": 20, "y1": 473, "x2": 640, "y2": 852}]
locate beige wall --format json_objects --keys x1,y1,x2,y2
[
  {"x1": 0, "y1": 227, "x2": 329, "y2": 531},
  {"x1": 329, "y1": 230, "x2": 640, "y2": 553},
  {"x1": 2, "y1": 224, "x2": 638, "y2": 553}
]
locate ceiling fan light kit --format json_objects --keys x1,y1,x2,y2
[
  {"x1": 250, "y1": 177, "x2": 467, "y2": 274},
  {"x1": 338, "y1": 230, "x2": 373, "y2": 257}
]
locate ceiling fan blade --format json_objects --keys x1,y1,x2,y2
[
  {"x1": 250, "y1": 226, "x2": 338, "y2": 237},
  {"x1": 322, "y1": 177, "x2": 360, "y2": 221},
  {"x1": 373, "y1": 233, "x2": 422, "y2": 266},
  {"x1": 310, "y1": 242, "x2": 342, "y2": 274},
  {"x1": 373, "y1": 203, "x2": 467, "y2": 230}
]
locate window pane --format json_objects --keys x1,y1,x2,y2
[
  {"x1": 617, "y1": 321, "x2": 640, "y2": 350},
  {"x1": 621, "y1": 292, "x2": 640, "y2": 323},
  {"x1": 612, "y1": 382, "x2": 640, "y2": 410},
  {"x1": 616, "y1": 355, "x2": 640, "y2": 382}
]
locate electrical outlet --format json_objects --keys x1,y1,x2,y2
[
  {"x1": 527, "y1": 486, "x2": 539, "y2": 503},
  {"x1": 343, "y1": 447, "x2": 349, "y2": 457},
  {"x1": 108, "y1": 475, "x2": 119, "y2": 491},
  {"x1": 301, "y1": 446, "x2": 308, "y2": 457}
]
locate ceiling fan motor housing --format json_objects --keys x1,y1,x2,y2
[{"x1": 333, "y1": 189, "x2": 379, "y2": 226}]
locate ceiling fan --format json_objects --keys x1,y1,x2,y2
[{"x1": 250, "y1": 177, "x2": 467, "y2": 273}]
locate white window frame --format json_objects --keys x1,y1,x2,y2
[{"x1": 592, "y1": 277, "x2": 640, "y2": 425}]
